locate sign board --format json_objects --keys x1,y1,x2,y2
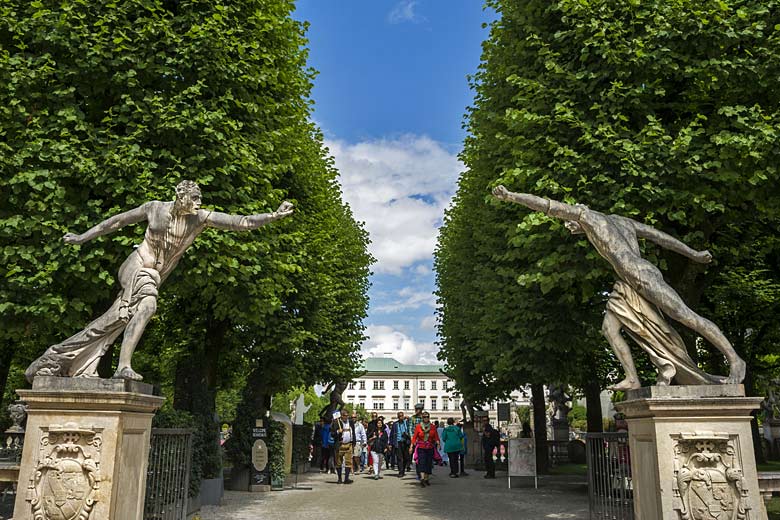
[
  {"x1": 508, "y1": 438, "x2": 537, "y2": 488},
  {"x1": 252, "y1": 439, "x2": 269, "y2": 471},
  {"x1": 251, "y1": 423, "x2": 270, "y2": 486},
  {"x1": 497, "y1": 403, "x2": 510, "y2": 422}
]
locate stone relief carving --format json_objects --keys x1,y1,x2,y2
[
  {"x1": 6, "y1": 401, "x2": 28, "y2": 433},
  {"x1": 672, "y1": 432, "x2": 750, "y2": 520},
  {"x1": 26, "y1": 423, "x2": 102, "y2": 520}
]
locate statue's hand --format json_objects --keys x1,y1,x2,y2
[
  {"x1": 275, "y1": 201, "x2": 294, "y2": 218},
  {"x1": 63, "y1": 232, "x2": 84, "y2": 245},
  {"x1": 491, "y1": 185, "x2": 510, "y2": 201},
  {"x1": 695, "y1": 250, "x2": 713, "y2": 264}
]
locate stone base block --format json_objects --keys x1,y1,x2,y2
[
  {"x1": 13, "y1": 376, "x2": 164, "y2": 520},
  {"x1": 615, "y1": 385, "x2": 764, "y2": 520}
]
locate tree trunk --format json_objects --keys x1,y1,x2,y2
[
  {"x1": 585, "y1": 380, "x2": 604, "y2": 433},
  {"x1": 531, "y1": 383, "x2": 549, "y2": 474},
  {"x1": 0, "y1": 345, "x2": 15, "y2": 401}
]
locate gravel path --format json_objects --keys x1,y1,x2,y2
[{"x1": 199, "y1": 468, "x2": 589, "y2": 520}]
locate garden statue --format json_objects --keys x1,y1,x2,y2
[
  {"x1": 762, "y1": 377, "x2": 780, "y2": 421},
  {"x1": 6, "y1": 402, "x2": 28, "y2": 433},
  {"x1": 492, "y1": 186, "x2": 746, "y2": 390},
  {"x1": 319, "y1": 381, "x2": 348, "y2": 420},
  {"x1": 26, "y1": 180, "x2": 294, "y2": 382}
]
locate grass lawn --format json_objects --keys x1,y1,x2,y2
[
  {"x1": 767, "y1": 497, "x2": 780, "y2": 519},
  {"x1": 759, "y1": 461, "x2": 780, "y2": 472},
  {"x1": 549, "y1": 463, "x2": 587, "y2": 476}
]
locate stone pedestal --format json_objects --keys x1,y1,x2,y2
[
  {"x1": 13, "y1": 377, "x2": 164, "y2": 520},
  {"x1": 615, "y1": 385, "x2": 763, "y2": 520}
]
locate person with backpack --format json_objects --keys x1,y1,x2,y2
[
  {"x1": 482, "y1": 422, "x2": 500, "y2": 479},
  {"x1": 442, "y1": 418, "x2": 464, "y2": 478},
  {"x1": 334, "y1": 413, "x2": 356, "y2": 484},
  {"x1": 368, "y1": 417, "x2": 389, "y2": 479}
]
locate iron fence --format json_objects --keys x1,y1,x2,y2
[
  {"x1": 586, "y1": 432, "x2": 633, "y2": 520},
  {"x1": 144, "y1": 428, "x2": 194, "y2": 520}
]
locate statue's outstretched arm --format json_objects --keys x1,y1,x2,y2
[
  {"x1": 491, "y1": 185, "x2": 581, "y2": 221},
  {"x1": 64, "y1": 203, "x2": 151, "y2": 245},
  {"x1": 205, "y1": 201, "x2": 294, "y2": 231},
  {"x1": 632, "y1": 221, "x2": 712, "y2": 264}
]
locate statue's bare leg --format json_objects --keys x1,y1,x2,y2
[
  {"x1": 639, "y1": 281, "x2": 746, "y2": 384},
  {"x1": 113, "y1": 295, "x2": 157, "y2": 381},
  {"x1": 602, "y1": 310, "x2": 641, "y2": 390}
]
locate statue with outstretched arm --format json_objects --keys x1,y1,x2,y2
[
  {"x1": 491, "y1": 185, "x2": 746, "y2": 390},
  {"x1": 26, "y1": 180, "x2": 294, "y2": 382}
]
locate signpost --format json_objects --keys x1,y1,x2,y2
[{"x1": 250, "y1": 421, "x2": 270, "y2": 491}]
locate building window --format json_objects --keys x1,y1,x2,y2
[
  {"x1": 359, "y1": 400, "x2": 365, "y2": 408},
  {"x1": 404, "y1": 380, "x2": 410, "y2": 390},
  {"x1": 490, "y1": 402, "x2": 495, "y2": 411},
  {"x1": 393, "y1": 400, "x2": 399, "y2": 410},
  {"x1": 443, "y1": 400, "x2": 449, "y2": 411},
  {"x1": 348, "y1": 382, "x2": 355, "y2": 390},
  {"x1": 431, "y1": 399, "x2": 437, "y2": 410},
  {"x1": 359, "y1": 381, "x2": 366, "y2": 390},
  {"x1": 393, "y1": 380, "x2": 399, "y2": 390},
  {"x1": 453, "y1": 399, "x2": 460, "y2": 409},
  {"x1": 431, "y1": 381, "x2": 437, "y2": 390},
  {"x1": 404, "y1": 399, "x2": 411, "y2": 409},
  {"x1": 375, "y1": 402, "x2": 384, "y2": 410},
  {"x1": 419, "y1": 380, "x2": 425, "y2": 390},
  {"x1": 380, "y1": 381, "x2": 385, "y2": 390}
]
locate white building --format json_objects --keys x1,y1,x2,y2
[{"x1": 342, "y1": 357, "x2": 529, "y2": 424}]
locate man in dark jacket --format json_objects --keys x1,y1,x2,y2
[
  {"x1": 390, "y1": 411, "x2": 412, "y2": 477},
  {"x1": 482, "y1": 422, "x2": 500, "y2": 479}
]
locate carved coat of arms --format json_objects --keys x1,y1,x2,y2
[
  {"x1": 672, "y1": 432, "x2": 750, "y2": 520},
  {"x1": 26, "y1": 423, "x2": 102, "y2": 520}
]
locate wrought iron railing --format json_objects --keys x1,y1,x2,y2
[
  {"x1": 586, "y1": 432, "x2": 633, "y2": 520},
  {"x1": 144, "y1": 428, "x2": 194, "y2": 520}
]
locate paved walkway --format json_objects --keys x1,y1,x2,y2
[{"x1": 199, "y1": 468, "x2": 589, "y2": 520}]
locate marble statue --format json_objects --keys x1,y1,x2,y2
[
  {"x1": 26, "y1": 181, "x2": 294, "y2": 382},
  {"x1": 492, "y1": 186, "x2": 746, "y2": 390},
  {"x1": 548, "y1": 386, "x2": 571, "y2": 423},
  {"x1": 293, "y1": 393, "x2": 311, "y2": 425},
  {"x1": 6, "y1": 401, "x2": 28, "y2": 433}
]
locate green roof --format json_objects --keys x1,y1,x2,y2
[{"x1": 361, "y1": 357, "x2": 444, "y2": 374}]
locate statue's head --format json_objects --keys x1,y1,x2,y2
[{"x1": 174, "y1": 180, "x2": 201, "y2": 215}]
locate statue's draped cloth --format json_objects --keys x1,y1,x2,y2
[
  {"x1": 606, "y1": 280, "x2": 722, "y2": 385},
  {"x1": 25, "y1": 268, "x2": 161, "y2": 382}
]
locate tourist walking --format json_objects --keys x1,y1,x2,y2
[
  {"x1": 334, "y1": 413, "x2": 355, "y2": 484},
  {"x1": 482, "y1": 422, "x2": 500, "y2": 479},
  {"x1": 391, "y1": 411, "x2": 411, "y2": 477},
  {"x1": 410, "y1": 412, "x2": 440, "y2": 487},
  {"x1": 458, "y1": 422, "x2": 469, "y2": 476},
  {"x1": 368, "y1": 418, "x2": 389, "y2": 479},
  {"x1": 409, "y1": 403, "x2": 425, "y2": 479},
  {"x1": 436, "y1": 421, "x2": 449, "y2": 466},
  {"x1": 442, "y1": 418, "x2": 464, "y2": 478},
  {"x1": 320, "y1": 419, "x2": 334, "y2": 473},
  {"x1": 352, "y1": 412, "x2": 367, "y2": 473}
]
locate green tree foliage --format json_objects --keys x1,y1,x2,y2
[
  {"x1": 436, "y1": 0, "x2": 780, "y2": 415},
  {"x1": 0, "y1": 0, "x2": 371, "y2": 484}
]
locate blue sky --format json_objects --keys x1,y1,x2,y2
[{"x1": 294, "y1": 1, "x2": 495, "y2": 364}]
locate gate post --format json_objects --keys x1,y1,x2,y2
[
  {"x1": 13, "y1": 377, "x2": 164, "y2": 520},
  {"x1": 615, "y1": 385, "x2": 763, "y2": 520}
]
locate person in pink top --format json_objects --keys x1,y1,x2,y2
[{"x1": 409, "y1": 412, "x2": 440, "y2": 487}]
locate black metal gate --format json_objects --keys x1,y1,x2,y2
[
  {"x1": 144, "y1": 428, "x2": 193, "y2": 520},
  {"x1": 586, "y1": 432, "x2": 633, "y2": 520}
]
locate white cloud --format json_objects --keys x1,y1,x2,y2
[
  {"x1": 375, "y1": 287, "x2": 436, "y2": 313},
  {"x1": 420, "y1": 315, "x2": 437, "y2": 331},
  {"x1": 327, "y1": 135, "x2": 462, "y2": 275},
  {"x1": 362, "y1": 324, "x2": 439, "y2": 365},
  {"x1": 387, "y1": 0, "x2": 425, "y2": 24}
]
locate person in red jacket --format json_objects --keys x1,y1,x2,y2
[{"x1": 409, "y1": 412, "x2": 440, "y2": 487}]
